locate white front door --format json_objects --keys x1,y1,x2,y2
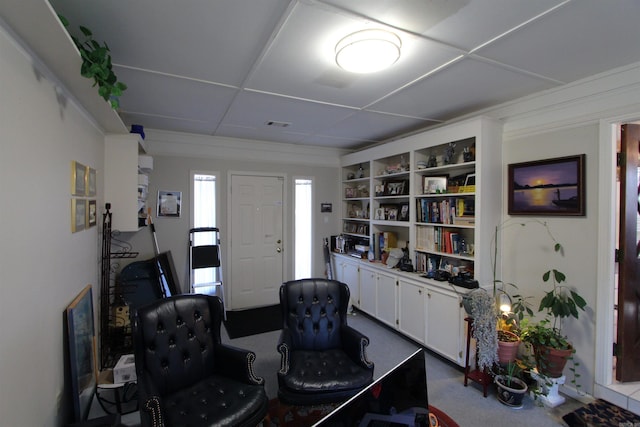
[{"x1": 229, "y1": 173, "x2": 284, "y2": 309}]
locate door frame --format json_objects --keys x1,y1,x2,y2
[
  {"x1": 226, "y1": 171, "x2": 289, "y2": 310},
  {"x1": 595, "y1": 114, "x2": 640, "y2": 394}
]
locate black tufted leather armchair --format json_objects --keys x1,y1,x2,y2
[
  {"x1": 277, "y1": 279, "x2": 374, "y2": 406},
  {"x1": 132, "y1": 294, "x2": 268, "y2": 427}
]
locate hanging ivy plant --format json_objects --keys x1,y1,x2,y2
[{"x1": 58, "y1": 15, "x2": 127, "y2": 109}]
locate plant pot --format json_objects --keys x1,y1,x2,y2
[
  {"x1": 495, "y1": 375, "x2": 528, "y2": 408},
  {"x1": 497, "y1": 330, "x2": 520, "y2": 364},
  {"x1": 533, "y1": 344, "x2": 573, "y2": 378}
]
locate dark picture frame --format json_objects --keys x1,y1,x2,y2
[
  {"x1": 157, "y1": 190, "x2": 182, "y2": 217},
  {"x1": 508, "y1": 154, "x2": 585, "y2": 216},
  {"x1": 65, "y1": 285, "x2": 96, "y2": 422}
]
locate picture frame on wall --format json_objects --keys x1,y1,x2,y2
[
  {"x1": 86, "y1": 200, "x2": 97, "y2": 228},
  {"x1": 508, "y1": 154, "x2": 585, "y2": 216},
  {"x1": 71, "y1": 199, "x2": 86, "y2": 233},
  {"x1": 86, "y1": 167, "x2": 96, "y2": 197},
  {"x1": 71, "y1": 161, "x2": 86, "y2": 196},
  {"x1": 157, "y1": 190, "x2": 182, "y2": 217}
]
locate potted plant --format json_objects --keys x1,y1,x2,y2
[
  {"x1": 494, "y1": 360, "x2": 528, "y2": 407},
  {"x1": 520, "y1": 240, "x2": 588, "y2": 379},
  {"x1": 464, "y1": 288, "x2": 499, "y2": 371},
  {"x1": 58, "y1": 15, "x2": 127, "y2": 109}
]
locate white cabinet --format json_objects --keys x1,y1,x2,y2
[
  {"x1": 359, "y1": 265, "x2": 397, "y2": 329},
  {"x1": 376, "y1": 270, "x2": 397, "y2": 328},
  {"x1": 359, "y1": 266, "x2": 377, "y2": 316},
  {"x1": 425, "y1": 284, "x2": 464, "y2": 365},
  {"x1": 398, "y1": 278, "x2": 426, "y2": 344},
  {"x1": 334, "y1": 257, "x2": 360, "y2": 308},
  {"x1": 104, "y1": 134, "x2": 150, "y2": 232}
]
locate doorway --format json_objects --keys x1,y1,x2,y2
[
  {"x1": 228, "y1": 173, "x2": 285, "y2": 309},
  {"x1": 595, "y1": 118, "x2": 640, "y2": 403}
]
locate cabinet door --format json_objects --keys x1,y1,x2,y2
[
  {"x1": 339, "y1": 259, "x2": 360, "y2": 308},
  {"x1": 425, "y1": 285, "x2": 463, "y2": 365},
  {"x1": 359, "y1": 267, "x2": 377, "y2": 316},
  {"x1": 376, "y1": 271, "x2": 397, "y2": 328},
  {"x1": 398, "y1": 279, "x2": 426, "y2": 344}
]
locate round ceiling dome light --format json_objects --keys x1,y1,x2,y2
[{"x1": 335, "y1": 29, "x2": 401, "y2": 73}]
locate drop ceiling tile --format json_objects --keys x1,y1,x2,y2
[
  {"x1": 116, "y1": 67, "x2": 238, "y2": 124},
  {"x1": 371, "y1": 57, "x2": 557, "y2": 120},
  {"x1": 223, "y1": 91, "x2": 358, "y2": 134},
  {"x1": 321, "y1": 0, "x2": 565, "y2": 51},
  {"x1": 319, "y1": 110, "x2": 437, "y2": 142},
  {"x1": 475, "y1": 0, "x2": 640, "y2": 83},
  {"x1": 246, "y1": 1, "x2": 462, "y2": 107},
  {"x1": 216, "y1": 124, "x2": 308, "y2": 145},
  {"x1": 50, "y1": 0, "x2": 291, "y2": 86}
]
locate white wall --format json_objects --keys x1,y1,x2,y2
[
  {"x1": 501, "y1": 125, "x2": 599, "y2": 396},
  {"x1": 0, "y1": 25, "x2": 104, "y2": 425},
  {"x1": 116, "y1": 154, "x2": 342, "y2": 301}
]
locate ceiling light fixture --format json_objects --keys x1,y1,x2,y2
[{"x1": 335, "y1": 29, "x2": 401, "y2": 74}]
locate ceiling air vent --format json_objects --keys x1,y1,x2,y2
[{"x1": 265, "y1": 120, "x2": 291, "y2": 128}]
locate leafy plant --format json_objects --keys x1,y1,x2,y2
[
  {"x1": 58, "y1": 15, "x2": 127, "y2": 109},
  {"x1": 467, "y1": 289, "x2": 498, "y2": 371}
]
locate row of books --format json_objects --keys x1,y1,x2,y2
[
  {"x1": 415, "y1": 198, "x2": 474, "y2": 224},
  {"x1": 371, "y1": 231, "x2": 397, "y2": 261},
  {"x1": 415, "y1": 227, "x2": 469, "y2": 255}
]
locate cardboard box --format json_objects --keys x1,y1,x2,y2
[{"x1": 113, "y1": 354, "x2": 136, "y2": 384}]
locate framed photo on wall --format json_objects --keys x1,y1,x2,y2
[
  {"x1": 157, "y1": 190, "x2": 182, "y2": 217},
  {"x1": 71, "y1": 199, "x2": 86, "y2": 233},
  {"x1": 71, "y1": 161, "x2": 86, "y2": 196},
  {"x1": 508, "y1": 154, "x2": 585, "y2": 216}
]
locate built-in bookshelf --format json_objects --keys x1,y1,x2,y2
[{"x1": 339, "y1": 116, "x2": 502, "y2": 287}]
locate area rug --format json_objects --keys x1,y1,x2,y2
[
  {"x1": 562, "y1": 398, "x2": 640, "y2": 427},
  {"x1": 223, "y1": 304, "x2": 282, "y2": 339}
]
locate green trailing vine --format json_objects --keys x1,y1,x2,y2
[{"x1": 58, "y1": 15, "x2": 127, "y2": 109}]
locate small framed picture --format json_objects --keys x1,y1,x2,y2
[
  {"x1": 320, "y1": 203, "x2": 332, "y2": 213},
  {"x1": 345, "y1": 187, "x2": 356, "y2": 198},
  {"x1": 71, "y1": 161, "x2": 86, "y2": 196},
  {"x1": 375, "y1": 183, "x2": 386, "y2": 196},
  {"x1": 86, "y1": 200, "x2": 97, "y2": 228},
  {"x1": 374, "y1": 208, "x2": 385, "y2": 220},
  {"x1": 157, "y1": 190, "x2": 182, "y2": 217},
  {"x1": 86, "y1": 167, "x2": 96, "y2": 197},
  {"x1": 71, "y1": 199, "x2": 86, "y2": 233},
  {"x1": 387, "y1": 207, "x2": 398, "y2": 221},
  {"x1": 423, "y1": 176, "x2": 448, "y2": 194},
  {"x1": 385, "y1": 181, "x2": 406, "y2": 196},
  {"x1": 399, "y1": 203, "x2": 409, "y2": 221}
]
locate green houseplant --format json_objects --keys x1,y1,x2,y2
[
  {"x1": 494, "y1": 360, "x2": 528, "y2": 407},
  {"x1": 519, "y1": 231, "x2": 587, "y2": 379},
  {"x1": 58, "y1": 15, "x2": 127, "y2": 109}
]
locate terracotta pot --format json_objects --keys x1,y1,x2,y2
[
  {"x1": 533, "y1": 344, "x2": 573, "y2": 378},
  {"x1": 497, "y1": 331, "x2": 520, "y2": 364},
  {"x1": 495, "y1": 375, "x2": 528, "y2": 408}
]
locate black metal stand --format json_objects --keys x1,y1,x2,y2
[{"x1": 99, "y1": 203, "x2": 138, "y2": 369}]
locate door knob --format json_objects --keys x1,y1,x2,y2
[{"x1": 276, "y1": 247, "x2": 282, "y2": 253}]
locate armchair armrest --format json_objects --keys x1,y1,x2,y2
[
  {"x1": 277, "y1": 328, "x2": 293, "y2": 375},
  {"x1": 341, "y1": 325, "x2": 374, "y2": 370},
  {"x1": 214, "y1": 343, "x2": 264, "y2": 385}
]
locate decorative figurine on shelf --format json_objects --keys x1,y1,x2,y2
[
  {"x1": 427, "y1": 155, "x2": 437, "y2": 168},
  {"x1": 444, "y1": 142, "x2": 456, "y2": 164},
  {"x1": 356, "y1": 164, "x2": 365, "y2": 179},
  {"x1": 347, "y1": 172, "x2": 355, "y2": 180},
  {"x1": 400, "y1": 155, "x2": 408, "y2": 171}
]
